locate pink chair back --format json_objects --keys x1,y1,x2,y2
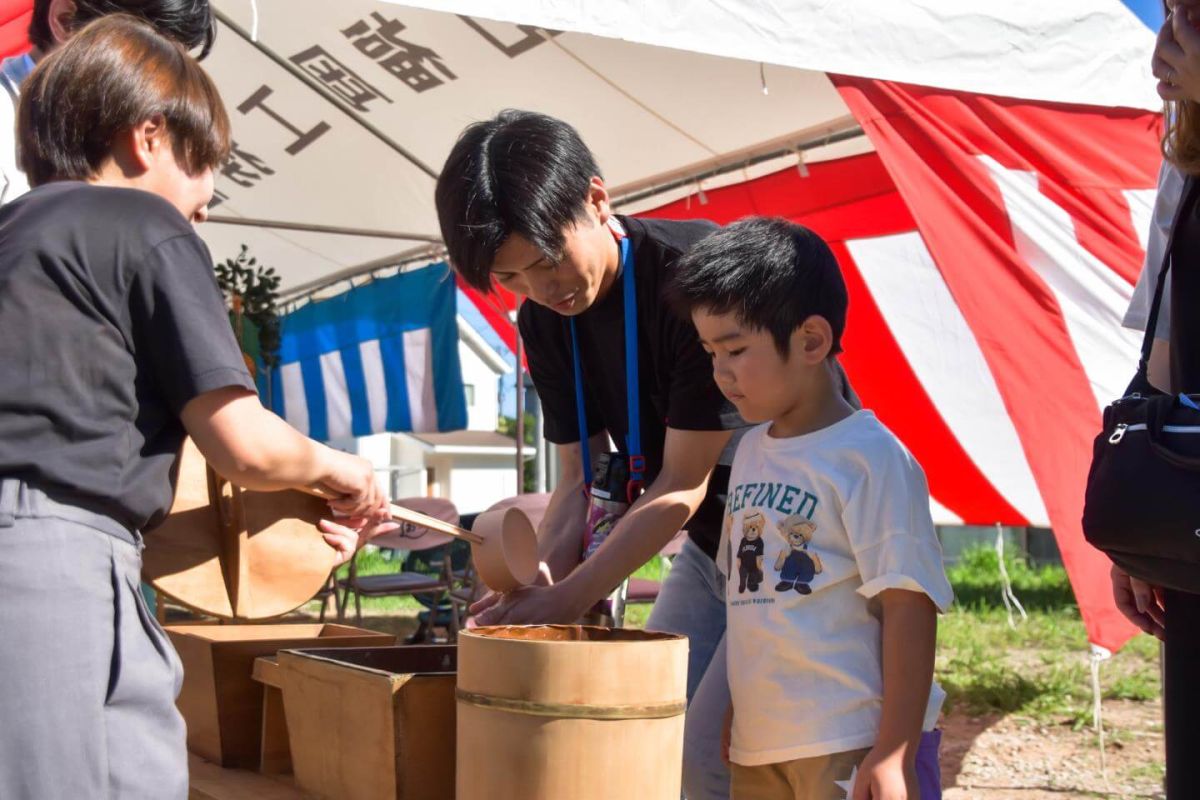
[{"x1": 372, "y1": 496, "x2": 460, "y2": 551}]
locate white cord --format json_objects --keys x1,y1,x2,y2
[
  {"x1": 1090, "y1": 644, "x2": 1112, "y2": 790},
  {"x1": 995, "y1": 523, "x2": 1028, "y2": 629},
  {"x1": 249, "y1": 0, "x2": 260, "y2": 42}
]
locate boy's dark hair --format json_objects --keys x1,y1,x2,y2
[
  {"x1": 435, "y1": 110, "x2": 601, "y2": 293},
  {"x1": 29, "y1": 0, "x2": 215, "y2": 59},
  {"x1": 667, "y1": 217, "x2": 848, "y2": 356},
  {"x1": 18, "y1": 14, "x2": 231, "y2": 187}
]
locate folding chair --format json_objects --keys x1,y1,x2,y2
[
  {"x1": 336, "y1": 497, "x2": 462, "y2": 636},
  {"x1": 609, "y1": 529, "x2": 688, "y2": 628}
]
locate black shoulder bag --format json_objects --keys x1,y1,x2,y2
[{"x1": 1082, "y1": 177, "x2": 1200, "y2": 593}]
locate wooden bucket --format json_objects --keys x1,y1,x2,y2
[{"x1": 456, "y1": 625, "x2": 688, "y2": 800}]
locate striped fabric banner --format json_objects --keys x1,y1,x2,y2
[{"x1": 269, "y1": 263, "x2": 467, "y2": 440}]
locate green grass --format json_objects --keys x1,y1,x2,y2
[
  {"x1": 936, "y1": 547, "x2": 1160, "y2": 721},
  {"x1": 321, "y1": 544, "x2": 1161, "y2": 724}
]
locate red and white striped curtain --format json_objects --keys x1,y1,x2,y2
[{"x1": 647, "y1": 80, "x2": 1161, "y2": 652}]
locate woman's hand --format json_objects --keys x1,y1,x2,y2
[{"x1": 1110, "y1": 563, "x2": 1166, "y2": 640}]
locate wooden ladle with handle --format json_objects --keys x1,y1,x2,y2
[{"x1": 309, "y1": 486, "x2": 540, "y2": 592}]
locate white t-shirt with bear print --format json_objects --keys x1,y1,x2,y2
[{"x1": 719, "y1": 409, "x2": 954, "y2": 766}]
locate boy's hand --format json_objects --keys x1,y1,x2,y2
[
  {"x1": 721, "y1": 705, "x2": 733, "y2": 766},
  {"x1": 851, "y1": 747, "x2": 916, "y2": 800}
]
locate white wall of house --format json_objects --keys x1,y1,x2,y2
[
  {"x1": 458, "y1": 336, "x2": 501, "y2": 432},
  {"x1": 427, "y1": 453, "x2": 522, "y2": 514}
]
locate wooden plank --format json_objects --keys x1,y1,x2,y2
[
  {"x1": 258, "y1": 685, "x2": 292, "y2": 775},
  {"x1": 188, "y1": 754, "x2": 302, "y2": 800},
  {"x1": 252, "y1": 656, "x2": 282, "y2": 689}
]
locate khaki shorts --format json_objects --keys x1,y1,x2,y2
[{"x1": 731, "y1": 747, "x2": 870, "y2": 800}]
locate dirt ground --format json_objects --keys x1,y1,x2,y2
[{"x1": 941, "y1": 700, "x2": 1164, "y2": 799}]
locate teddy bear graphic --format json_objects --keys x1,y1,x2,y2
[
  {"x1": 774, "y1": 514, "x2": 824, "y2": 595},
  {"x1": 735, "y1": 510, "x2": 766, "y2": 593}
]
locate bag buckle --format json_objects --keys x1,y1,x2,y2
[{"x1": 1108, "y1": 423, "x2": 1128, "y2": 445}]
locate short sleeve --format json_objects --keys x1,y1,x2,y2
[
  {"x1": 662, "y1": 307, "x2": 731, "y2": 431},
  {"x1": 840, "y1": 439, "x2": 953, "y2": 612},
  {"x1": 1124, "y1": 161, "x2": 1184, "y2": 340},
  {"x1": 129, "y1": 233, "x2": 256, "y2": 415},
  {"x1": 519, "y1": 304, "x2": 603, "y2": 445}
]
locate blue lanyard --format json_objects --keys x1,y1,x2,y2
[{"x1": 570, "y1": 235, "x2": 644, "y2": 499}]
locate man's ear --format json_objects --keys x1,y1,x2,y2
[
  {"x1": 586, "y1": 176, "x2": 612, "y2": 227},
  {"x1": 47, "y1": 0, "x2": 76, "y2": 47}
]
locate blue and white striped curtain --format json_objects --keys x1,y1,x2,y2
[{"x1": 268, "y1": 263, "x2": 467, "y2": 440}]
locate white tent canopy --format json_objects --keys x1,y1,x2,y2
[
  {"x1": 199, "y1": 0, "x2": 1156, "y2": 296},
  {"x1": 195, "y1": 0, "x2": 1162, "y2": 650}
]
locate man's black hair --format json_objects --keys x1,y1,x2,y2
[
  {"x1": 435, "y1": 110, "x2": 601, "y2": 293},
  {"x1": 666, "y1": 217, "x2": 848, "y2": 356},
  {"x1": 29, "y1": 0, "x2": 216, "y2": 59}
]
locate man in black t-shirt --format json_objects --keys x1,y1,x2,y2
[{"x1": 437, "y1": 110, "x2": 738, "y2": 798}]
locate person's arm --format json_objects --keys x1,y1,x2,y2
[
  {"x1": 538, "y1": 434, "x2": 609, "y2": 580},
  {"x1": 558, "y1": 427, "x2": 731, "y2": 612},
  {"x1": 1147, "y1": 337, "x2": 1171, "y2": 393},
  {"x1": 181, "y1": 386, "x2": 382, "y2": 518},
  {"x1": 853, "y1": 589, "x2": 937, "y2": 800},
  {"x1": 472, "y1": 427, "x2": 730, "y2": 625}
]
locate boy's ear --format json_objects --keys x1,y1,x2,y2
[{"x1": 792, "y1": 315, "x2": 835, "y2": 365}]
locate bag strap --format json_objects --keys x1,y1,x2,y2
[
  {"x1": 1142, "y1": 175, "x2": 1198, "y2": 370},
  {"x1": 570, "y1": 234, "x2": 641, "y2": 497}
]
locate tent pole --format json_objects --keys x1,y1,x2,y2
[
  {"x1": 207, "y1": 215, "x2": 441, "y2": 242},
  {"x1": 611, "y1": 122, "x2": 865, "y2": 210},
  {"x1": 279, "y1": 244, "x2": 445, "y2": 302}
]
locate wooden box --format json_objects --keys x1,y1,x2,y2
[
  {"x1": 168, "y1": 623, "x2": 393, "y2": 768},
  {"x1": 278, "y1": 645, "x2": 457, "y2": 800}
]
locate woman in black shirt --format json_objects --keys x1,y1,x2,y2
[{"x1": 1118, "y1": 4, "x2": 1200, "y2": 796}]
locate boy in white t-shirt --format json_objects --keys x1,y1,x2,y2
[{"x1": 667, "y1": 218, "x2": 953, "y2": 800}]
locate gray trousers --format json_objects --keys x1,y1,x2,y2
[
  {"x1": 0, "y1": 481, "x2": 187, "y2": 800},
  {"x1": 646, "y1": 538, "x2": 731, "y2": 799}
]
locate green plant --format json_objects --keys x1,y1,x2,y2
[
  {"x1": 946, "y1": 545, "x2": 1076, "y2": 611},
  {"x1": 498, "y1": 413, "x2": 537, "y2": 492},
  {"x1": 214, "y1": 244, "x2": 282, "y2": 368}
]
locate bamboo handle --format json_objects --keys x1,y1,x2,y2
[{"x1": 306, "y1": 486, "x2": 484, "y2": 545}]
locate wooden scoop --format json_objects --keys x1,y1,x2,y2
[{"x1": 312, "y1": 490, "x2": 540, "y2": 593}]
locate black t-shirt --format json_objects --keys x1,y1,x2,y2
[
  {"x1": 737, "y1": 537, "x2": 764, "y2": 569},
  {"x1": 1169, "y1": 177, "x2": 1200, "y2": 392},
  {"x1": 0, "y1": 182, "x2": 254, "y2": 533},
  {"x1": 519, "y1": 215, "x2": 738, "y2": 559}
]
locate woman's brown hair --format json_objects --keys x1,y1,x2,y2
[
  {"x1": 17, "y1": 13, "x2": 230, "y2": 187},
  {"x1": 1164, "y1": 100, "x2": 1200, "y2": 175}
]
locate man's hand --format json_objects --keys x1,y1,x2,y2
[
  {"x1": 852, "y1": 747, "x2": 916, "y2": 800},
  {"x1": 1110, "y1": 563, "x2": 1166, "y2": 640},
  {"x1": 468, "y1": 581, "x2": 587, "y2": 627}
]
